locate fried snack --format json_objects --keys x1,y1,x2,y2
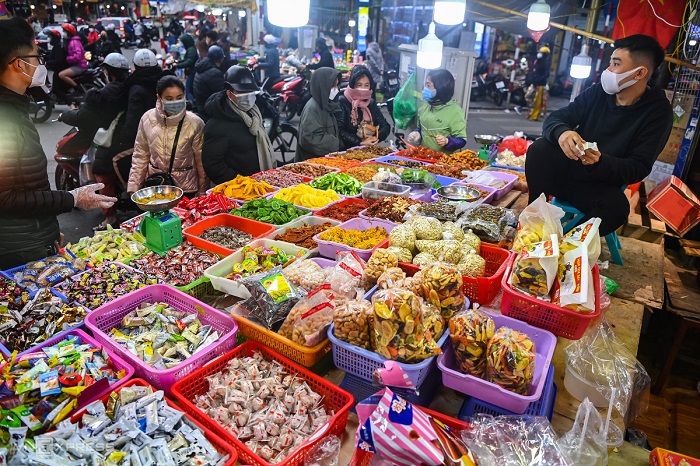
[
  {"x1": 317, "y1": 226, "x2": 388, "y2": 250},
  {"x1": 457, "y1": 250, "x2": 486, "y2": 278},
  {"x1": 365, "y1": 249, "x2": 399, "y2": 287},
  {"x1": 439, "y1": 149, "x2": 488, "y2": 171},
  {"x1": 449, "y1": 309, "x2": 495, "y2": 378},
  {"x1": 486, "y1": 327, "x2": 536, "y2": 395},
  {"x1": 411, "y1": 263, "x2": 465, "y2": 319},
  {"x1": 333, "y1": 296, "x2": 373, "y2": 349}
]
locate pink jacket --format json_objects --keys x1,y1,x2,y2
[
  {"x1": 128, "y1": 103, "x2": 208, "y2": 195},
  {"x1": 66, "y1": 36, "x2": 87, "y2": 68}
]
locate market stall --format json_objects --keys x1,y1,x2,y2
[{"x1": 0, "y1": 141, "x2": 690, "y2": 465}]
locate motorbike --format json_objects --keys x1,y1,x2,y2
[
  {"x1": 53, "y1": 127, "x2": 90, "y2": 191},
  {"x1": 258, "y1": 86, "x2": 298, "y2": 166},
  {"x1": 471, "y1": 70, "x2": 509, "y2": 106},
  {"x1": 382, "y1": 68, "x2": 400, "y2": 100},
  {"x1": 28, "y1": 68, "x2": 105, "y2": 124},
  {"x1": 549, "y1": 70, "x2": 574, "y2": 97}
]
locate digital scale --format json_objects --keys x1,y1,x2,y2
[
  {"x1": 131, "y1": 186, "x2": 184, "y2": 255},
  {"x1": 474, "y1": 134, "x2": 503, "y2": 161}
]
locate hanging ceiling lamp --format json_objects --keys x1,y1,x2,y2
[
  {"x1": 417, "y1": 22, "x2": 443, "y2": 69},
  {"x1": 433, "y1": 0, "x2": 466, "y2": 26},
  {"x1": 345, "y1": 33, "x2": 353, "y2": 43},
  {"x1": 570, "y1": 45, "x2": 592, "y2": 79},
  {"x1": 267, "y1": 0, "x2": 310, "y2": 28},
  {"x1": 527, "y1": 0, "x2": 550, "y2": 42}
]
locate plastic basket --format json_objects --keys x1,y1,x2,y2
[
  {"x1": 328, "y1": 323, "x2": 449, "y2": 387},
  {"x1": 270, "y1": 190, "x2": 343, "y2": 213},
  {"x1": 458, "y1": 365, "x2": 557, "y2": 421},
  {"x1": 313, "y1": 198, "x2": 375, "y2": 222},
  {"x1": 203, "y1": 239, "x2": 310, "y2": 298},
  {"x1": 171, "y1": 341, "x2": 354, "y2": 466},
  {"x1": 314, "y1": 217, "x2": 396, "y2": 261},
  {"x1": 182, "y1": 213, "x2": 277, "y2": 256},
  {"x1": 500, "y1": 256, "x2": 601, "y2": 340},
  {"x1": 279, "y1": 162, "x2": 341, "y2": 177},
  {"x1": 491, "y1": 162, "x2": 525, "y2": 172},
  {"x1": 208, "y1": 181, "x2": 278, "y2": 205},
  {"x1": 265, "y1": 216, "x2": 341, "y2": 254},
  {"x1": 84, "y1": 284, "x2": 238, "y2": 394},
  {"x1": 462, "y1": 170, "x2": 518, "y2": 200},
  {"x1": 69, "y1": 378, "x2": 238, "y2": 466},
  {"x1": 2, "y1": 249, "x2": 80, "y2": 298},
  {"x1": 437, "y1": 311, "x2": 557, "y2": 414},
  {"x1": 374, "y1": 240, "x2": 512, "y2": 306},
  {"x1": 0, "y1": 328, "x2": 136, "y2": 411},
  {"x1": 252, "y1": 169, "x2": 313, "y2": 188},
  {"x1": 174, "y1": 275, "x2": 216, "y2": 300},
  {"x1": 230, "y1": 304, "x2": 332, "y2": 368}
]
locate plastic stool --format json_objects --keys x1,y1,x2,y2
[{"x1": 552, "y1": 197, "x2": 624, "y2": 265}]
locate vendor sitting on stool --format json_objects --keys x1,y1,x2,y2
[{"x1": 525, "y1": 34, "x2": 673, "y2": 236}]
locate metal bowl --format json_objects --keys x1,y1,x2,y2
[
  {"x1": 437, "y1": 185, "x2": 482, "y2": 202},
  {"x1": 131, "y1": 185, "x2": 184, "y2": 212},
  {"x1": 474, "y1": 134, "x2": 503, "y2": 145}
]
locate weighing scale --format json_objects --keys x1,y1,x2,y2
[
  {"x1": 474, "y1": 134, "x2": 503, "y2": 161},
  {"x1": 131, "y1": 186, "x2": 184, "y2": 255}
]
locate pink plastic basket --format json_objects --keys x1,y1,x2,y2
[
  {"x1": 437, "y1": 311, "x2": 557, "y2": 414},
  {"x1": 462, "y1": 171, "x2": 518, "y2": 200},
  {"x1": 85, "y1": 284, "x2": 238, "y2": 394},
  {"x1": 313, "y1": 217, "x2": 396, "y2": 261}
]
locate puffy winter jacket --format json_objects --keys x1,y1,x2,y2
[
  {"x1": 193, "y1": 57, "x2": 224, "y2": 116},
  {"x1": 66, "y1": 36, "x2": 87, "y2": 69},
  {"x1": 176, "y1": 34, "x2": 198, "y2": 76},
  {"x1": 0, "y1": 85, "x2": 75, "y2": 260},
  {"x1": 364, "y1": 42, "x2": 385, "y2": 84},
  {"x1": 336, "y1": 95, "x2": 390, "y2": 149},
  {"x1": 295, "y1": 67, "x2": 342, "y2": 161},
  {"x1": 128, "y1": 103, "x2": 207, "y2": 194}
]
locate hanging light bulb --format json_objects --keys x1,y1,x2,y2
[
  {"x1": 527, "y1": 0, "x2": 550, "y2": 31},
  {"x1": 238, "y1": 10, "x2": 246, "y2": 17},
  {"x1": 345, "y1": 33, "x2": 353, "y2": 43},
  {"x1": 267, "y1": 0, "x2": 310, "y2": 27},
  {"x1": 434, "y1": 0, "x2": 466, "y2": 26},
  {"x1": 570, "y1": 46, "x2": 592, "y2": 79},
  {"x1": 417, "y1": 22, "x2": 443, "y2": 69},
  {"x1": 348, "y1": 19, "x2": 356, "y2": 27}
]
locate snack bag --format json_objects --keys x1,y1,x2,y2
[
  {"x1": 511, "y1": 194, "x2": 564, "y2": 254},
  {"x1": 486, "y1": 327, "x2": 536, "y2": 395},
  {"x1": 389, "y1": 224, "x2": 416, "y2": 251},
  {"x1": 241, "y1": 267, "x2": 303, "y2": 329},
  {"x1": 325, "y1": 251, "x2": 366, "y2": 300},
  {"x1": 415, "y1": 240, "x2": 462, "y2": 264},
  {"x1": 449, "y1": 308, "x2": 496, "y2": 378},
  {"x1": 421, "y1": 302, "x2": 446, "y2": 341},
  {"x1": 377, "y1": 267, "x2": 407, "y2": 290},
  {"x1": 282, "y1": 259, "x2": 326, "y2": 292},
  {"x1": 279, "y1": 284, "x2": 335, "y2": 346},
  {"x1": 411, "y1": 263, "x2": 466, "y2": 319},
  {"x1": 555, "y1": 218, "x2": 601, "y2": 312},
  {"x1": 371, "y1": 288, "x2": 442, "y2": 363},
  {"x1": 457, "y1": 250, "x2": 486, "y2": 278},
  {"x1": 333, "y1": 289, "x2": 373, "y2": 350},
  {"x1": 365, "y1": 249, "x2": 399, "y2": 288},
  {"x1": 563, "y1": 217, "x2": 601, "y2": 265},
  {"x1": 510, "y1": 234, "x2": 560, "y2": 300}
]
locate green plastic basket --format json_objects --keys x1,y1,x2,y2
[{"x1": 174, "y1": 276, "x2": 215, "y2": 299}]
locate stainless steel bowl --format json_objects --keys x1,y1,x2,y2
[
  {"x1": 437, "y1": 185, "x2": 482, "y2": 202},
  {"x1": 474, "y1": 134, "x2": 503, "y2": 145},
  {"x1": 131, "y1": 185, "x2": 184, "y2": 212}
]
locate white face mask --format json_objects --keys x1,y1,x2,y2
[
  {"x1": 20, "y1": 59, "x2": 48, "y2": 89},
  {"x1": 537, "y1": 53, "x2": 543, "y2": 59},
  {"x1": 231, "y1": 92, "x2": 256, "y2": 111},
  {"x1": 600, "y1": 66, "x2": 643, "y2": 95},
  {"x1": 329, "y1": 87, "x2": 340, "y2": 100}
]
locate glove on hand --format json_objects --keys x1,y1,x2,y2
[{"x1": 69, "y1": 183, "x2": 117, "y2": 210}]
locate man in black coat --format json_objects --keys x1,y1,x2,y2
[
  {"x1": 0, "y1": 18, "x2": 115, "y2": 268},
  {"x1": 193, "y1": 45, "x2": 225, "y2": 119},
  {"x1": 305, "y1": 37, "x2": 335, "y2": 70}
]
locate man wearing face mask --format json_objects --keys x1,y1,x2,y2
[
  {"x1": 202, "y1": 65, "x2": 274, "y2": 184},
  {"x1": 0, "y1": 18, "x2": 115, "y2": 268},
  {"x1": 526, "y1": 34, "x2": 673, "y2": 237},
  {"x1": 295, "y1": 67, "x2": 343, "y2": 161}
]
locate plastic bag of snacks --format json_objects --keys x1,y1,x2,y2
[
  {"x1": 371, "y1": 287, "x2": 442, "y2": 363},
  {"x1": 449, "y1": 308, "x2": 495, "y2": 378},
  {"x1": 283, "y1": 259, "x2": 328, "y2": 292},
  {"x1": 333, "y1": 289, "x2": 373, "y2": 349},
  {"x1": 325, "y1": 251, "x2": 366, "y2": 301},
  {"x1": 410, "y1": 216, "x2": 444, "y2": 240},
  {"x1": 555, "y1": 218, "x2": 601, "y2": 312},
  {"x1": 365, "y1": 249, "x2": 399, "y2": 287},
  {"x1": 457, "y1": 249, "x2": 486, "y2": 278},
  {"x1": 241, "y1": 266, "x2": 303, "y2": 329},
  {"x1": 441, "y1": 221, "x2": 464, "y2": 241},
  {"x1": 413, "y1": 252, "x2": 437, "y2": 267},
  {"x1": 458, "y1": 204, "x2": 516, "y2": 243},
  {"x1": 462, "y1": 229, "x2": 481, "y2": 255},
  {"x1": 389, "y1": 224, "x2": 416, "y2": 251},
  {"x1": 486, "y1": 327, "x2": 536, "y2": 395},
  {"x1": 415, "y1": 240, "x2": 462, "y2": 265},
  {"x1": 377, "y1": 267, "x2": 407, "y2": 290},
  {"x1": 14, "y1": 252, "x2": 87, "y2": 292},
  {"x1": 411, "y1": 263, "x2": 465, "y2": 319},
  {"x1": 387, "y1": 246, "x2": 413, "y2": 263},
  {"x1": 510, "y1": 234, "x2": 560, "y2": 300},
  {"x1": 279, "y1": 284, "x2": 335, "y2": 346},
  {"x1": 511, "y1": 193, "x2": 565, "y2": 254},
  {"x1": 421, "y1": 301, "x2": 446, "y2": 342}
]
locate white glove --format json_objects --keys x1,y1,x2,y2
[
  {"x1": 69, "y1": 183, "x2": 117, "y2": 210},
  {"x1": 407, "y1": 131, "x2": 421, "y2": 144}
]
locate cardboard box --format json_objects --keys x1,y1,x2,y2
[
  {"x1": 646, "y1": 176, "x2": 700, "y2": 237},
  {"x1": 650, "y1": 447, "x2": 700, "y2": 466},
  {"x1": 658, "y1": 127, "x2": 685, "y2": 165}
]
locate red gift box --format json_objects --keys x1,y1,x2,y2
[
  {"x1": 646, "y1": 176, "x2": 700, "y2": 237},
  {"x1": 650, "y1": 447, "x2": 700, "y2": 466}
]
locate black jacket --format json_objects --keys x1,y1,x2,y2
[
  {"x1": 193, "y1": 57, "x2": 224, "y2": 117},
  {"x1": 176, "y1": 34, "x2": 198, "y2": 76},
  {"x1": 259, "y1": 44, "x2": 280, "y2": 79},
  {"x1": 202, "y1": 91, "x2": 262, "y2": 184},
  {"x1": 307, "y1": 49, "x2": 335, "y2": 70},
  {"x1": 542, "y1": 83, "x2": 673, "y2": 186},
  {"x1": 526, "y1": 55, "x2": 550, "y2": 87},
  {"x1": 0, "y1": 86, "x2": 75, "y2": 257},
  {"x1": 336, "y1": 95, "x2": 391, "y2": 149},
  {"x1": 46, "y1": 42, "x2": 67, "y2": 72}
]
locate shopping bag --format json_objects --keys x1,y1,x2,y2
[{"x1": 393, "y1": 72, "x2": 417, "y2": 130}]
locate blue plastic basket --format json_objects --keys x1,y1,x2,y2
[
  {"x1": 2, "y1": 250, "x2": 80, "y2": 299},
  {"x1": 457, "y1": 365, "x2": 557, "y2": 421},
  {"x1": 339, "y1": 364, "x2": 442, "y2": 412}
]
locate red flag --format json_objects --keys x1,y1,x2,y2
[{"x1": 612, "y1": 0, "x2": 685, "y2": 49}]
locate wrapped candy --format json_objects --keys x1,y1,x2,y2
[
  {"x1": 14, "y1": 252, "x2": 87, "y2": 293},
  {"x1": 131, "y1": 242, "x2": 219, "y2": 286},
  {"x1": 411, "y1": 263, "x2": 466, "y2": 319},
  {"x1": 486, "y1": 327, "x2": 536, "y2": 395},
  {"x1": 449, "y1": 308, "x2": 495, "y2": 378}
]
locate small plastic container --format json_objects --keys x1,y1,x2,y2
[
  {"x1": 314, "y1": 217, "x2": 396, "y2": 261},
  {"x1": 438, "y1": 311, "x2": 557, "y2": 414},
  {"x1": 203, "y1": 239, "x2": 310, "y2": 297},
  {"x1": 462, "y1": 170, "x2": 518, "y2": 200},
  {"x1": 362, "y1": 181, "x2": 411, "y2": 200},
  {"x1": 182, "y1": 213, "x2": 276, "y2": 257},
  {"x1": 264, "y1": 216, "x2": 341, "y2": 254},
  {"x1": 563, "y1": 363, "x2": 612, "y2": 408}
]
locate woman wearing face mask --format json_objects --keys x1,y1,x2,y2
[
  {"x1": 336, "y1": 65, "x2": 390, "y2": 149},
  {"x1": 526, "y1": 46, "x2": 551, "y2": 121},
  {"x1": 127, "y1": 76, "x2": 207, "y2": 197},
  {"x1": 295, "y1": 67, "x2": 343, "y2": 161},
  {"x1": 406, "y1": 69, "x2": 467, "y2": 153},
  {"x1": 202, "y1": 65, "x2": 274, "y2": 184}
]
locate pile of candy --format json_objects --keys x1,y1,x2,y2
[
  {"x1": 57, "y1": 263, "x2": 159, "y2": 309},
  {"x1": 310, "y1": 173, "x2": 363, "y2": 196},
  {"x1": 317, "y1": 226, "x2": 389, "y2": 250},
  {"x1": 177, "y1": 192, "x2": 237, "y2": 216},
  {"x1": 211, "y1": 175, "x2": 276, "y2": 201},
  {"x1": 280, "y1": 163, "x2": 335, "y2": 178},
  {"x1": 314, "y1": 199, "x2": 374, "y2": 222},
  {"x1": 67, "y1": 227, "x2": 148, "y2": 265},
  {"x1": 198, "y1": 226, "x2": 253, "y2": 251},
  {"x1": 228, "y1": 245, "x2": 305, "y2": 280},
  {"x1": 131, "y1": 243, "x2": 219, "y2": 287},
  {"x1": 194, "y1": 351, "x2": 333, "y2": 463},
  {"x1": 233, "y1": 198, "x2": 307, "y2": 225},
  {"x1": 109, "y1": 302, "x2": 221, "y2": 368},
  {"x1": 305, "y1": 157, "x2": 358, "y2": 169},
  {"x1": 361, "y1": 195, "x2": 423, "y2": 223},
  {"x1": 252, "y1": 170, "x2": 309, "y2": 188},
  {"x1": 0, "y1": 276, "x2": 25, "y2": 310},
  {"x1": 11, "y1": 253, "x2": 87, "y2": 294},
  {"x1": 274, "y1": 222, "x2": 336, "y2": 249},
  {"x1": 273, "y1": 184, "x2": 341, "y2": 209}
]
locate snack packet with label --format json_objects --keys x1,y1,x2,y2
[{"x1": 510, "y1": 234, "x2": 560, "y2": 300}]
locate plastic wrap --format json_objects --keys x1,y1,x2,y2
[
  {"x1": 555, "y1": 218, "x2": 601, "y2": 312},
  {"x1": 557, "y1": 399, "x2": 608, "y2": 466},
  {"x1": 241, "y1": 266, "x2": 303, "y2": 329},
  {"x1": 279, "y1": 284, "x2": 335, "y2": 346},
  {"x1": 457, "y1": 250, "x2": 486, "y2": 278},
  {"x1": 486, "y1": 327, "x2": 536, "y2": 395},
  {"x1": 410, "y1": 216, "x2": 444, "y2": 240},
  {"x1": 511, "y1": 194, "x2": 565, "y2": 254},
  {"x1": 510, "y1": 234, "x2": 560, "y2": 300},
  {"x1": 462, "y1": 229, "x2": 481, "y2": 255},
  {"x1": 449, "y1": 308, "x2": 496, "y2": 378},
  {"x1": 415, "y1": 240, "x2": 462, "y2": 264},
  {"x1": 411, "y1": 263, "x2": 466, "y2": 319},
  {"x1": 462, "y1": 170, "x2": 509, "y2": 189},
  {"x1": 305, "y1": 435, "x2": 341, "y2": 466},
  {"x1": 283, "y1": 259, "x2": 328, "y2": 292},
  {"x1": 376, "y1": 267, "x2": 407, "y2": 290},
  {"x1": 387, "y1": 246, "x2": 413, "y2": 263},
  {"x1": 324, "y1": 251, "x2": 366, "y2": 300},
  {"x1": 565, "y1": 320, "x2": 651, "y2": 425},
  {"x1": 365, "y1": 249, "x2": 399, "y2": 287},
  {"x1": 333, "y1": 290, "x2": 373, "y2": 349},
  {"x1": 457, "y1": 204, "x2": 517, "y2": 242},
  {"x1": 388, "y1": 224, "x2": 416, "y2": 251}
]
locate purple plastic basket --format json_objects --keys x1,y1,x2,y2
[
  {"x1": 313, "y1": 217, "x2": 396, "y2": 261},
  {"x1": 437, "y1": 311, "x2": 557, "y2": 414},
  {"x1": 310, "y1": 257, "x2": 336, "y2": 268},
  {"x1": 462, "y1": 171, "x2": 518, "y2": 200},
  {"x1": 85, "y1": 284, "x2": 238, "y2": 394},
  {"x1": 432, "y1": 182, "x2": 497, "y2": 204}
]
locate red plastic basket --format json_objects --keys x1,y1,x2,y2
[
  {"x1": 84, "y1": 284, "x2": 238, "y2": 394},
  {"x1": 171, "y1": 341, "x2": 354, "y2": 466},
  {"x1": 500, "y1": 255, "x2": 601, "y2": 340},
  {"x1": 182, "y1": 213, "x2": 276, "y2": 256},
  {"x1": 69, "y1": 378, "x2": 238, "y2": 465},
  {"x1": 374, "y1": 240, "x2": 512, "y2": 305}
]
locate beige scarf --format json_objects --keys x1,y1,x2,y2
[{"x1": 227, "y1": 97, "x2": 275, "y2": 171}]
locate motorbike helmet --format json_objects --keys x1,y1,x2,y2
[
  {"x1": 106, "y1": 23, "x2": 116, "y2": 31},
  {"x1": 207, "y1": 45, "x2": 225, "y2": 63},
  {"x1": 61, "y1": 23, "x2": 77, "y2": 36},
  {"x1": 224, "y1": 65, "x2": 259, "y2": 93},
  {"x1": 103, "y1": 52, "x2": 129, "y2": 70},
  {"x1": 539, "y1": 46, "x2": 551, "y2": 54},
  {"x1": 263, "y1": 34, "x2": 277, "y2": 45},
  {"x1": 133, "y1": 49, "x2": 157, "y2": 68}
]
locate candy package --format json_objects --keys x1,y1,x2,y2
[
  {"x1": 279, "y1": 284, "x2": 335, "y2": 347},
  {"x1": 241, "y1": 267, "x2": 303, "y2": 330},
  {"x1": 511, "y1": 194, "x2": 564, "y2": 254},
  {"x1": 324, "y1": 251, "x2": 366, "y2": 301},
  {"x1": 510, "y1": 234, "x2": 560, "y2": 300},
  {"x1": 283, "y1": 259, "x2": 328, "y2": 292},
  {"x1": 333, "y1": 290, "x2": 373, "y2": 349},
  {"x1": 449, "y1": 308, "x2": 496, "y2": 378},
  {"x1": 14, "y1": 252, "x2": 87, "y2": 293},
  {"x1": 555, "y1": 218, "x2": 601, "y2": 312},
  {"x1": 411, "y1": 263, "x2": 465, "y2": 319},
  {"x1": 371, "y1": 288, "x2": 441, "y2": 363},
  {"x1": 486, "y1": 327, "x2": 536, "y2": 395}
]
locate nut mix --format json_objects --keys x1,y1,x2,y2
[
  {"x1": 376, "y1": 267, "x2": 407, "y2": 290},
  {"x1": 333, "y1": 296, "x2": 373, "y2": 349},
  {"x1": 411, "y1": 263, "x2": 466, "y2": 319},
  {"x1": 278, "y1": 285, "x2": 334, "y2": 347},
  {"x1": 362, "y1": 196, "x2": 424, "y2": 223},
  {"x1": 198, "y1": 226, "x2": 253, "y2": 250},
  {"x1": 413, "y1": 252, "x2": 437, "y2": 267},
  {"x1": 131, "y1": 243, "x2": 219, "y2": 287},
  {"x1": 486, "y1": 327, "x2": 536, "y2": 395},
  {"x1": 252, "y1": 170, "x2": 309, "y2": 188},
  {"x1": 280, "y1": 163, "x2": 335, "y2": 178},
  {"x1": 364, "y1": 249, "x2": 399, "y2": 287},
  {"x1": 457, "y1": 250, "x2": 486, "y2": 278},
  {"x1": 274, "y1": 222, "x2": 335, "y2": 249},
  {"x1": 282, "y1": 259, "x2": 328, "y2": 292},
  {"x1": 449, "y1": 308, "x2": 496, "y2": 378}
]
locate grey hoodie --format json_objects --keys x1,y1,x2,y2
[{"x1": 295, "y1": 67, "x2": 342, "y2": 161}]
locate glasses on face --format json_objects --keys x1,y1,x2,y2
[{"x1": 12, "y1": 55, "x2": 46, "y2": 66}]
